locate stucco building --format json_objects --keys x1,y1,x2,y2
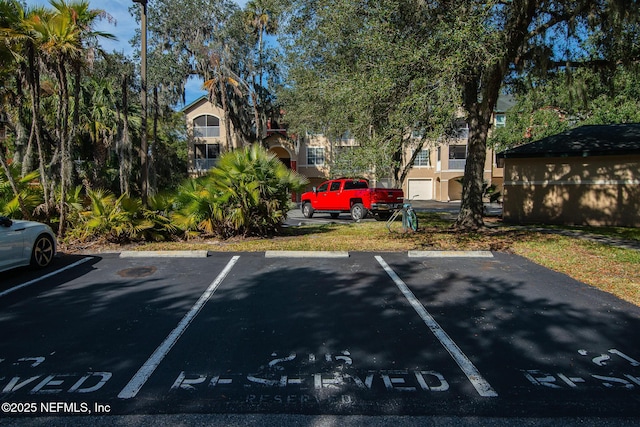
[
  {"x1": 183, "y1": 95, "x2": 512, "y2": 201},
  {"x1": 497, "y1": 123, "x2": 640, "y2": 227},
  {"x1": 182, "y1": 97, "x2": 240, "y2": 176}
]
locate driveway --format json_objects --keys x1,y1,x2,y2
[{"x1": 284, "y1": 201, "x2": 502, "y2": 226}]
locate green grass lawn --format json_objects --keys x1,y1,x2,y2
[{"x1": 94, "y1": 212, "x2": 640, "y2": 307}]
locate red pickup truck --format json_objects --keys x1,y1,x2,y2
[{"x1": 300, "y1": 178, "x2": 404, "y2": 221}]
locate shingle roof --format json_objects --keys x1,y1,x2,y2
[{"x1": 497, "y1": 123, "x2": 640, "y2": 159}]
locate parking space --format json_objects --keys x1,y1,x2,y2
[
  {"x1": 0, "y1": 254, "x2": 237, "y2": 415},
  {"x1": 1, "y1": 251, "x2": 639, "y2": 418}
]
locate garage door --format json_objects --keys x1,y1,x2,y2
[{"x1": 408, "y1": 179, "x2": 433, "y2": 200}]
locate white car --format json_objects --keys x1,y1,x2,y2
[{"x1": 0, "y1": 216, "x2": 56, "y2": 273}]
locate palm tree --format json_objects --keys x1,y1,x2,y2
[
  {"x1": 0, "y1": 1, "x2": 29, "y2": 218},
  {"x1": 30, "y1": 4, "x2": 80, "y2": 236},
  {"x1": 173, "y1": 145, "x2": 306, "y2": 238},
  {"x1": 203, "y1": 48, "x2": 245, "y2": 152},
  {"x1": 80, "y1": 76, "x2": 118, "y2": 186},
  {"x1": 29, "y1": 0, "x2": 113, "y2": 236},
  {"x1": 243, "y1": 0, "x2": 279, "y2": 142},
  {"x1": 172, "y1": 177, "x2": 221, "y2": 237},
  {"x1": 0, "y1": 1, "x2": 54, "y2": 214},
  {"x1": 208, "y1": 144, "x2": 307, "y2": 236}
]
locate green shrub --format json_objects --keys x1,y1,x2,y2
[
  {"x1": 0, "y1": 167, "x2": 43, "y2": 219},
  {"x1": 174, "y1": 144, "x2": 308, "y2": 238},
  {"x1": 66, "y1": 188, "x2": 177, "y2": 243}
]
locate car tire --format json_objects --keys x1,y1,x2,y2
[
  {"x1": 31, "y1": 234, "x2": 55, "y2": 269},
  {"x1": 302, "y1": 202, "x2": 314, "y2": 218},
  {"x1": 350, "y1": 203, "x2": 367, "y2": 222}
]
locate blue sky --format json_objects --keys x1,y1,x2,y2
[{"x1": 25, "y1": 0, "x2": 248, "y2": 106}]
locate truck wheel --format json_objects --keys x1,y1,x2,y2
[
  {"x1": 350, "y1": 203, "x2": 367, "y2": 222},
  {"x1": 302, "y1": 202, "x2": 314, "y2": 218}
]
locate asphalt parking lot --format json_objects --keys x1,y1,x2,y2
[{"x1": 1, "y1": 250, "x2": 639, "y2": 423}]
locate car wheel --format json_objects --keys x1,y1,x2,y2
[
  {"x1": 329, "y1": 213, "x2": 340, "y2": 219},
  {"x1": 302, "y1": 202, "x2": 314, "y2": 218},
  {"x1": 31, "y1": 234, "x2": 54, "y2": 268},
  {"x1": 350, "y1": 203, "x2": 367, "y2": 222}
]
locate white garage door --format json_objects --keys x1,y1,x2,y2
[{"x1": 408, "y1": 179, "x2": 433, "y2": 200}]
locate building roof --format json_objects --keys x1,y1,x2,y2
[
  {"x1": 497, "y1": 123, "x2": 640, "y2": 159},
  {"x1": 181, "y1": 95, "x2": 209, "y2": 113}
]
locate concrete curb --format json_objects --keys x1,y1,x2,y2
[
  {"x1": 119, "y1": 250, "x2": 209, "y2": 258},
  {"x1": 265, "y1": 251, "x2": 350, "y2": 258}
]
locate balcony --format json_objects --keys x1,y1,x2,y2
[
  {"x1": 194, "y1": 158, "x2": 218, "y2": 170},
  {"x1": 193, "y1": 127, "x2": 220, "y2": 138},
  {"x1": 447, "y1": 159, "x2": 466, "y2": 170}
]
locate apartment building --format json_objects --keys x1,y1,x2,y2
[
  {"x1": 183, "y1": 95, "x2": 513, "y2": 201},
  {"x1": 183, "y1": 97, "x2": 239, "y2": 176}
]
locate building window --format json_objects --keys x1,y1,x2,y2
[
  {"x1": 193, "y1": 115, "x2": 220, "y2": 138},
  {"x1": 449, "y1": 145, "x2": 467, "y2": 160},
  {"x1": 495, "y1": 114, "x2": 506, "y2": 128},
  {"x1": 454, "y1": 121, "x2": 469, "y2": 140},
  {"x1": 307, "y1": 147, "x2": 325, "y2": 165},
  {"x1": 448, "y1": 145, "x2": 467, "y2": 170},
  {"x1": 333, "y1": 145, "x2": 363, "y2": 176},
  {"x1": 339, "y1": 130, "x2": 354, "y2": 142},
  {"x1": 194, "y1": 143, "x2": 220, "y2": 170},
  {"x1": 414, "y1": 149, "x2": 430, "y2": 167}
]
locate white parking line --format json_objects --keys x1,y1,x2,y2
[
  {"x1": 118, "y1": 255, "x2": 240, "y2": 399},
  {"x1": 375, "y1": 255, "x2": 498, "y2": 398},
  {"x1": 0, "y1": 257, "x2": 93, "y2": 298}
]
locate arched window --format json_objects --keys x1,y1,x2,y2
[{"x1": 193, "y1": 115, "x2": 220, "y2": 138}]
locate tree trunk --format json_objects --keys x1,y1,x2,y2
[
  {"x1": 151, "y1": 86, "x2": 159, "y2": 193},
  {"x1": 118, "y1": 75, "x2": 132, "y2": 195},
  {"x1": 13, "y1": 74, "x2": 30, "y2": 173},
  {"x1": 454, "y1": 76, "x2": 491, "y2": 231},
  {"x1": 398, "y1": 136, "x2": 426, "y2": 187},
  {"x1": 455, "y1": 123, "x2": 489, "y2": 230},
  {"x1": 57, "y1": 59, "x2": 71, "y2": 238},
  {"x1": 250, "y1": 88, "x2": 260, "y2": 143},
  {"x1": 220, "y1": 77, "x2": 233, "y2": 151},
  {"x1": 26, "y1": 46, "x2": 51, "y2": 214}
]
